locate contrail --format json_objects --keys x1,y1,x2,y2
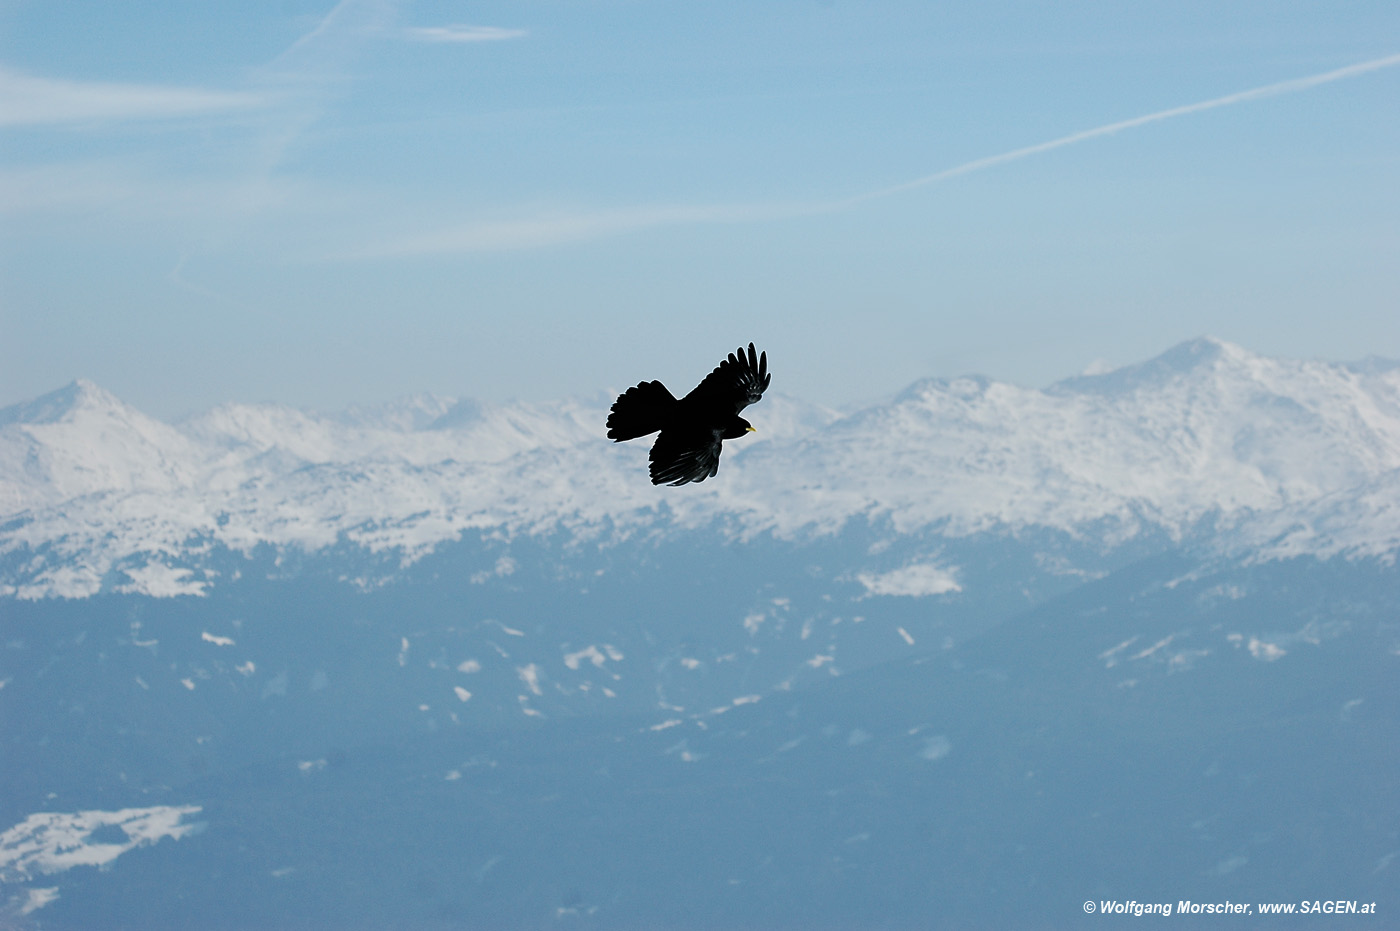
[
  {"x1": 359, "y1": 52, "x2": 1400, "y2": 258},
  {"x1": 840, "y1": 52, "x2": 1400, "y2": 207}
]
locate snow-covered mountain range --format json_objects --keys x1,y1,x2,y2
[{"x1": 4, "y1": 336, "x2": 1399, "y2": 599}]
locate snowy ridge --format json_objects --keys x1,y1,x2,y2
[
  {"x1": 3, "y1": 338, "x2": 1399, "y2": 598},
  {"x1": 729, "y1": 338, "x2": 1400, "y2": 538}
]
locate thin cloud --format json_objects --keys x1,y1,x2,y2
[
  {"x1": 354, "y1": 52, "x2": 1400, "y2": 259},
  {"x1": 167, "y1": 253, "x2": 260, "y2": 314},
  {"x1": 270, "y1": 0, "x2": 399, "y2": 68},
  {"x1": 843, "y1": 51, "x2": 1400, "y2": 206},
  {"x1": 0, "y1": 67, "x2": 266, "y2": 127},
  {"x1": 358, "y1": 203, "x2": 798, "y2": 257},
  {"x1": 249, "y1": 0, "x2": 403, "y2": 184},
  {"x1": 0, "y1": 162, "x2": 309, "y2": 218},
  {"x1": 404, "y1": 25, "x2": 527, "y2": 43}
]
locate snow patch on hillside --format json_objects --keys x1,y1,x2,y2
[
  {"x1": 0, "y1": 805, "x2": 204, "y2": 888},
  {"x1": 856, "y1": 563, "x2": 961, "y2": 597}
]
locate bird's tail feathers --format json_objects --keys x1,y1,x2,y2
[{"x1": 607, "y1": 380, "x2": 677, "y2": 441}]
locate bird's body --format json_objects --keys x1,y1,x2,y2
[{"x1": 607, "y1": 343, "x2": 771, "y2": 485}]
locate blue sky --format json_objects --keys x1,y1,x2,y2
[{"x1": 2, "y1": 0, "x2": 1398, "y2": 418}]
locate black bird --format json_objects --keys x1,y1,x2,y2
[{"x1": 607, "y1": 343, "x2": 771, "y2": 485}]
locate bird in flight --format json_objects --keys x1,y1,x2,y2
[{"x1": 607, "y1": 343, "x2": 771, "y2": 485}]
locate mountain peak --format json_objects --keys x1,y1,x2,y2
[
  {"x1": 428, "y1": 398, "x2": 486, "y2": 430},
  {"x1": 892, "y1": 374, "x2": 993, "y2": 406},
  {"x1": 0, "y1": 379, "x2": 130, "y2": 427},
  {"x1": 1050, "y1": 336, "x2": 1254, "y2": 396},
  {"x1": 1153, "y1": 335, "x2": 1246, "y2": 369}
]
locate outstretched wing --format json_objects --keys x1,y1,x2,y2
[
  {"x1": 648, "y1": 426, "x2": 724, "y2": 486},
  {"x1": 606, "y1": 380, "x2": 676, "y2": 441},
  {"x1": 682, "y1": 342, "x2": 771, "y2": 415}
]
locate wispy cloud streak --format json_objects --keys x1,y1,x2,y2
[
  {"x1": 404, "y1": 25, "x2": 527, "y2": 43},
  {"x1": 268, "y1": 0, "x2": 399, "y2": 71},
  {"x1": 842, "y1": 52, "x2": 1400, "y2": 206},
  {"x1": 361, "y1": 203, "x2": 789, "y2": 257},
  {"x1": 247, "y1": 0, "x2": 404, "y2": 188},
  {"x1": 0, "y1": 67, "x2": 266, "y2": 127}
]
